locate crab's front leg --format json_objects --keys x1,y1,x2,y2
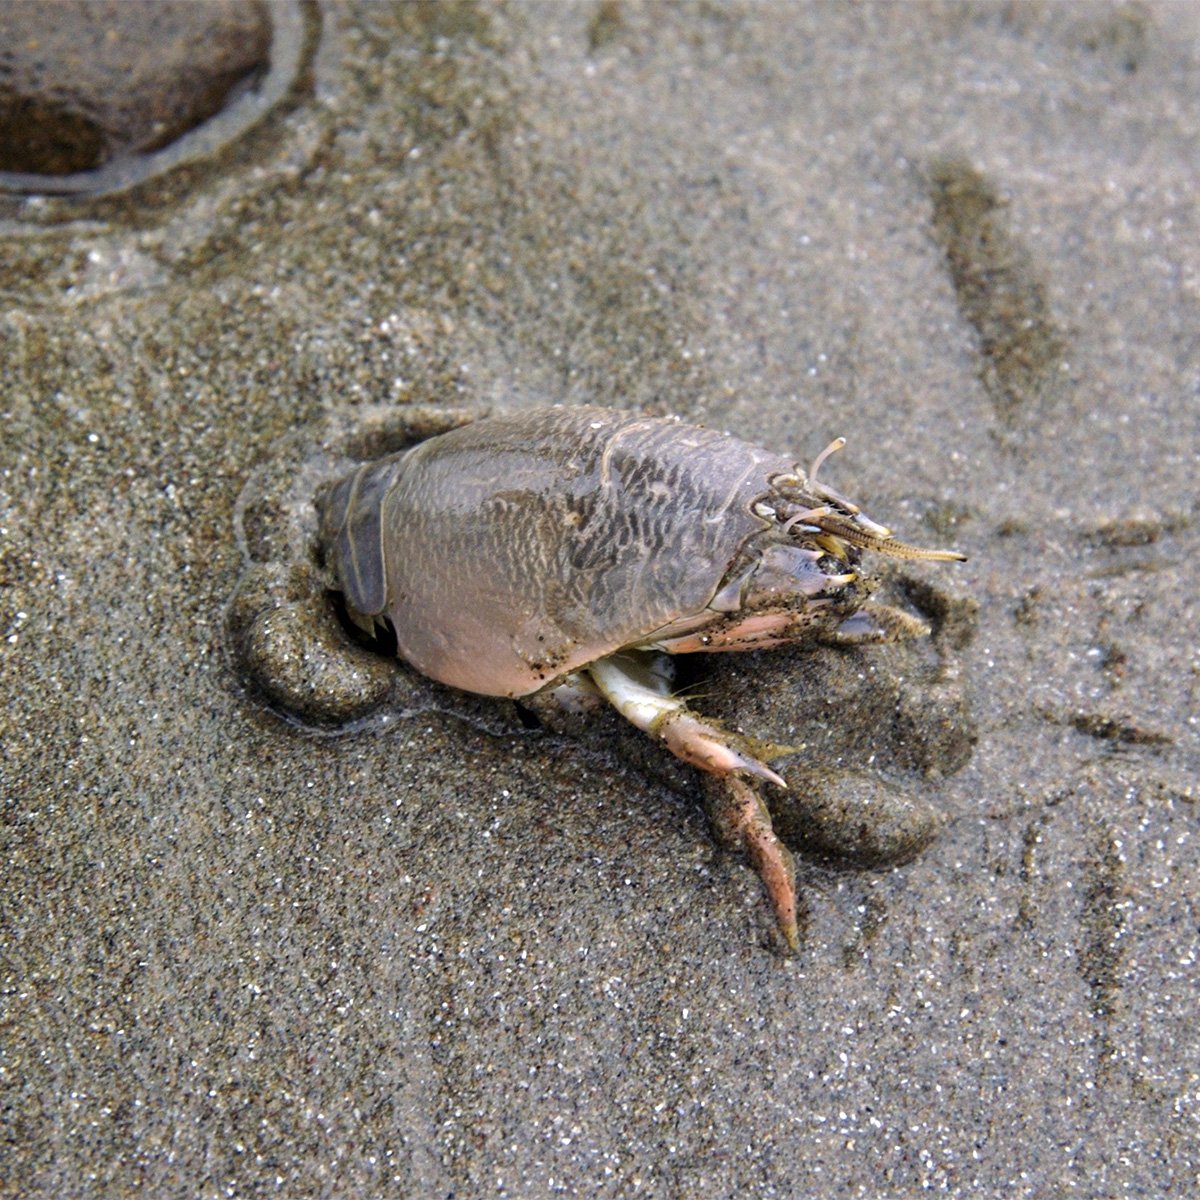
[
  {"x1": 648, "y1": 601, "x2": 932, "y2": 654},
  {"x1": 586, "y1": 650, "x2": 801, "y2": 950}
]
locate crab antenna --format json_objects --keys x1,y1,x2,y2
[
  {"x1": 874, "y1": 540, "x2": 968, "y2": 563},
  {"x1": 809, "y1": 436, "x2": 846, "y2": 485},
  {"x1": 813, "y1": 512, "x2": 968, "y2": 562}
]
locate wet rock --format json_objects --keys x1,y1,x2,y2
[{"x1": 0, "y1": 0, "x2": 271, "y2": 177}]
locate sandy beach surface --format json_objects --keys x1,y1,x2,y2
[{"x1": 3, "y1": 3, "x2": 1197, "y2": 1196}]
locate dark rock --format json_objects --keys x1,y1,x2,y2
[{"x1": 0, "y1": 0, "x2": 271, "y2": 176}]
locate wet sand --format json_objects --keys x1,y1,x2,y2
[{"x1": 3, "y1": 4, "x2": 1197, "y2": 1196}]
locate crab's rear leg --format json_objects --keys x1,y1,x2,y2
[
  {"x1": 604, "y1": 598, "x2": 936, "y2": 947},
  {"x1": 704, "y1": 775, "x2": 800, "y2": 951},
  {"x1": 586, "y1": 651, "x2": 788, "y2": 787},
  {"x1": 586, "y1": 650, "x2": 800, "y2": 950}
]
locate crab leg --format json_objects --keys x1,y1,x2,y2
[
  {"x1": 586, "y1": 652, "x2": 787, "y2": 788},
  {"x1": 588, "y1": 650, "x2": 800, "y2": 949},
  {"x1": 703, "y1": 775, "x2": 800, "y2": 951}
]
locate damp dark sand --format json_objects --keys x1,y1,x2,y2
[{"x1": 3, "y1": 4, "x2": 1197, "y2": 1196}]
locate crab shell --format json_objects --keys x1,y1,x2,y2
[{"x1": 318, "y1": 405, "x2": 876, "y2": 698}]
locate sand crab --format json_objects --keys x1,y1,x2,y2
[{"x1": 314, "y1": 405, "x2": 965, "y2": 948}]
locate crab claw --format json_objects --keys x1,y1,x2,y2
[{"x1": 831, "y1": 601, "x2": 932, "y2": 644}]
